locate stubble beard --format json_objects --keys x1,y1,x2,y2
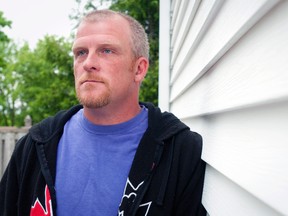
[{"x1": 76, "y1": 83, "x2": 111, "y2": 109}]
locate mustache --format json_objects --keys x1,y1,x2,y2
[{"x1": 78, "y1": 75, "x2": 107, "y2": 84}]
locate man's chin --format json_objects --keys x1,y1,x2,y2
[{"x1": 77, "y1": 95, "x2": 110, "y2": 109}]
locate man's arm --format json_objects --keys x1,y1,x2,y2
[
  {"x1": 0, "y1": 153, "x2": 19, "y2": 216},
  {"x1": 174, "y1": 131, "x2": 207, "y2": 215}
]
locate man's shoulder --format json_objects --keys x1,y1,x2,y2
[{"x1": 29, "y1": 105, "x2": 83, "y2": 142}]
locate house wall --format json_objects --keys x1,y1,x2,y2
[{"x1": 159, "y1": 0, "x2": 288, "y2": 215}]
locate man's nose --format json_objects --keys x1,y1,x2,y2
[{"x1": 83, "y1": 53, "x2": 100, "y2": 72}]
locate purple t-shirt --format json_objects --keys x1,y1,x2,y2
[{"x1": 55, "y1": 107, "x2": 148, "y2": 216}]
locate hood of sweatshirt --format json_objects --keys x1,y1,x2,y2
[
  {"x1": 118, "y1": 103, "x2": 191, "y2": 215},
  {"x1": 29, "y1": 102, "x2": 189, "y2": 144},
  {"x1": 143, "y1": 102, "x2": 189, "y2": 141},
  {"x1": 29, "y1": 105, "x2": 83, "y2": 143}
]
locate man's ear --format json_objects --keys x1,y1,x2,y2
[{"x1": 134, "y1": 57, "x2": 149, "y2": 82}]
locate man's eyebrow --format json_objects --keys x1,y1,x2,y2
[
  {"x1": 97, "y1": 43, "x2": 121, "y2": 49},
  {"x1": 71, "y1": 42, "x2": 86, "y2": 51},
  {"x1": 71, "y1": 39, "x2": 123, "y2": 53},
  {"x1": 71, "y1": 39, "x2": 87, "y2": 50},
  {"x1": 71, "y1": 46, "x2": 84, "y2": 53}
]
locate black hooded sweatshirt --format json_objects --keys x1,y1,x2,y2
[{"x1": 0, "y1": 102, "x2": 206, "y2": 216}]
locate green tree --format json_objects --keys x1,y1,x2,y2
[
  {"x1": 0, "y1": 43, "x2": 20, "y2": 126},
  {"x1": 0, "y1": 11, "x2": 14, "y2": 126},
  {"x1": 12, "y1": 36, "x2": 77, "y2": 125},
  {"x1": 1, "y1": 11, "x2": 78, "y2": 126},
  {"x1": 0, "y1": 11, "x2": 11, "y2": 43}
]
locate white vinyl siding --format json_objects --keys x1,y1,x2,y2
[{"x1": 159, "y1": 0, "x2": 288, "y2": 215}]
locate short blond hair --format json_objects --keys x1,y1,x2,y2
[{"x1": 81, "y1": 9, "x2": 150, "y2": 59}]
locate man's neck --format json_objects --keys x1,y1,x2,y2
[{"x1": 83, "y1": 103, "x2": 142, "y2": 125}]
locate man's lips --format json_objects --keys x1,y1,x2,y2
[{"x1": 81, "y1": 79, "x2": 104, "y2": 84}]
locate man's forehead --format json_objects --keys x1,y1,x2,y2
[
  {"x1": 72, "y1": 35, "x2": 121, "y2": 49},
  {"x1": 76, "y1": 18, "x2": 130, "y2": 37},
  {"x1": 73, "y1": 20, "x2": 130, "y2": 45}
]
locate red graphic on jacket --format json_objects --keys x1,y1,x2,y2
[{"x1": 30, "y1": 185, "x2": 53, "y2": 216}]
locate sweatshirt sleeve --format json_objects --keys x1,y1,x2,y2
[
  {"x1": 174, "y1": 131, "x2": 207, "y2": 215},
  {"x1": 0, "y1": 151, "x2": 20, "y2": 216},
  {"x1": 176, "y1": 158, "x2": 206, "y2": 215}
]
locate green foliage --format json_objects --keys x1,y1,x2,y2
[
  {"x1": 0, "y1": 11, "x2": 78, "y2": 126},
  {"x1": 0, "y1": 11, "x2": 12, "y2": 70},
  {"x1": 0, "y1": 12, "x2": 14, "y2": 126},
  {"x1": 0, "y1": 11, "x2": 12, "y2": 43},
  {"x1": 10, "y1": 36, "x2": 77, "y2": 125},
  {"x1": 0, "y1": 43, "x2": 18, "y2": 126}
]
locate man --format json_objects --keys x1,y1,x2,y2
[{"x1": 0, "y1": 10, "x2": 206, "y2": 216}]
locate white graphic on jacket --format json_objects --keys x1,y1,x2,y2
[
  {"x1": 30, "y1": 185, "x2": 53, "y2": 216},
  {"x1": 118, "y1": 178, "x2": 152, "y2": 216}
]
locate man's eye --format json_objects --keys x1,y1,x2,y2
[
  {"x1": 102, "y1": 49, "x2": 113, "y2": 54},
  {"x1": 76, "y1": 50, "x2": 87, "y2": 57}
]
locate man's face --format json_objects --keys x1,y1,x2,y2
[{"x1": 72, "y1": 17, "x2": 138, "y2": 109}]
